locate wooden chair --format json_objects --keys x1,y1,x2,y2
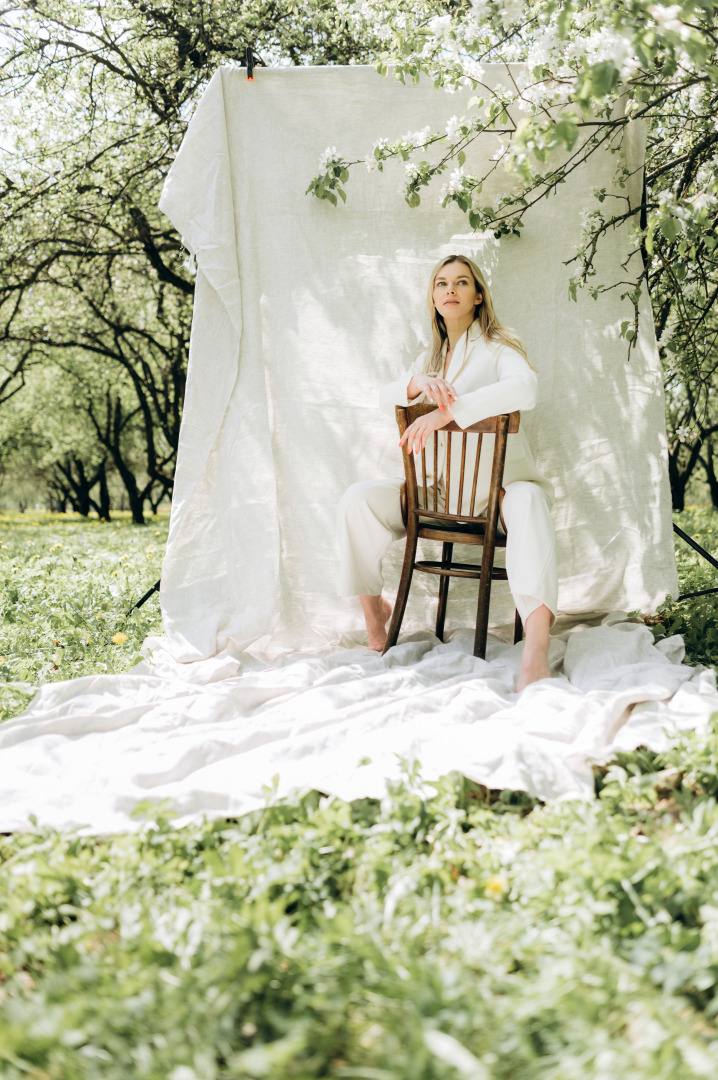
[{"x1": 383, "y1": 403, "x2": 523, "y2": 658}]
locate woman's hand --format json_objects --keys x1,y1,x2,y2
[
  {"x1": 408, "y1": 373, "x2": 457, "y2": 411},
  {"x1": 399, "y1": 407, "x2": 451, "y2": 455}
]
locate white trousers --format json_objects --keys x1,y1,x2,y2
[{"x1": 337, "y1": 478, "x2": 558, "y2": 624}]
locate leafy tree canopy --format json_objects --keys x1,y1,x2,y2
[{"x1": 1, "y1": 0, "x2": 717, "y2": 513}]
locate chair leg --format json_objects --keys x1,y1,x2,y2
[
  {"x1": 513, "y1": 608, "x2": 523, "y2": 644},
  {"x1": 383, "y1": 529, "x2": 419, "y2": 654},
  {"x1": 473, "y1": 541, "x2": 497, "y2": 660},
  {"x1": 435, "y1": 542, "x2": 453, "y2": 641}
]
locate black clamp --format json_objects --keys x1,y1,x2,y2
[{"x1": 244, "y1": 45, "x2": 266, "y2": 81}]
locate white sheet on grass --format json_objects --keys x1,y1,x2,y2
[
  {"x1": 1, "y1": 65, "x2": 705, "y2": 834},
  {"x1": 1, "y1": 617, "x2": 715, "y2": 833}
]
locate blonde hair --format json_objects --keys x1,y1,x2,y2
[{"x1": 423, "y1": 255, "x2": 532, "y2": 376}]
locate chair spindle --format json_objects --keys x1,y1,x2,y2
[
  {"x1": 469, "y1": 434, "x2": 482, "y2": 517},
  {"x1": 445, "y1": 431, "x2": 451, "y2": 513},
  {"x1": 457, "y1": 433, "x2": 467, "y2": 517}
]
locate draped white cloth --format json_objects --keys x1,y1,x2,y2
[
  {"x1": 157, "y1": 64, "x2": 677, "y2": 662},
  {"x1": 0, "y1": 65, "x2": 703, "y2": 835}
]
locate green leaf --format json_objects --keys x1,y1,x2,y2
[
  {"x1": 553, "y1": 117, "x2": 579, "y2": 151},
  {"x1": 661, "y1": 217, "x2": 681, "y2": 242}
]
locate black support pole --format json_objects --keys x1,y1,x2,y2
[
  {"x1": 673, "y1": 522, "x2": 718, "y2": 601},
  {"x1": 126, "y1": 579, "x2": 161, "y2": 617}
]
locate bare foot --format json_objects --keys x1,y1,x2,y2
[
  {"x1": 360, "y1": 595, "x2": 393, "y2": 652},
  {"x1": 516, "y1": 641, "x2": 551, "y2": 692}
]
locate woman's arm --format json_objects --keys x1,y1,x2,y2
[
  {"x1": 379, "y1": 353, "x2": 457, "y2": 416},
  {"x1": 407, "y1": 373, "x2": 456, "y2": 410},
  {"x1": 378, "y1": 358, "x2": 424, "y2": 417},
  {"x1": 449, "y1": 346, "x2": 538, "y2": 430}
]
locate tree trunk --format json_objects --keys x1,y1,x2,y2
[
  {"x1": 667, "y1": 449, "x2": 688, "y2": 511},
  {"x1": 115, "y1": 460, "x2": 145, "y2": 524},
  {"x1": 94, "y1": 461, "x2": 112, "y2": 521},
  {"x1": 74, "y1": 459, "x2": 92, "y2": 516},
  {"x1": 699, "y1": 443, "x2": 718, "y2": 507},
  {"x1": 87, "y1": 394, "x2": 146, "y2": 524},
  {"x1": 667, "y1": 437, "x2": 704, "y2": 512},
  {"x1": 53, "y1": 457, "x2": 107, "y2": 517}
]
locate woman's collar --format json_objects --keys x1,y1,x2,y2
[{"x1": 443, "y1": 319, "x2": 481, "y2": 351}]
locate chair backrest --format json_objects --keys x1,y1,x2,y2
[{"x1": 396, "y1": 404, "x2": 520, "y2": 523}]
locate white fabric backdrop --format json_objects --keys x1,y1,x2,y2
[{"x1": 158, "y1": 64, "x2": 677, "y2": 663}]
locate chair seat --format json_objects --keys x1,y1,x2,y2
[{"x1": 417, "y1": 518, "x2": 508, "y2": 547}]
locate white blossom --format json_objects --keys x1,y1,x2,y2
[
  {"x1": 648, "y1": 4, "x2": 692, "y2": 40},
  {"x1": 318, "y1": 146, "x2": 339, "y2": 171},
  {"x1": 439, "y1": 166, "x2": 467, "y2": 201},
  {"x1": 521, "y1": 19, "x2": 637, "y2": 84},
  {"x1": 445, "y1": 115, "x2": 461, "y2": 138},
  {"x1": 498, "y1": 0, "x2": 524, "y2": 22},
  {"x1": 462, "y1": 59, "x2": 485, "y2": 83},
  {"x1": 405, "y1": 125, "x2": 432, "y2": 149},
  {"x1": 447, "y1": 166, "x2": 465, "y2": 193},
  {"x1": 657, "y1": 324, "x2": 674, "y2": 348},
  {"x1": 428, "y1": 14, "x2": 452, "y2": 37},
  {"x1": 688, "y1": 83, "x2": 705, "y2": 115}
]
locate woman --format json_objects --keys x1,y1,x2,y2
[{"x1": 337, "y1": 255, "x2": 557, "y2": 692}]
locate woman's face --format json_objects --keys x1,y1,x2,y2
[{"x1": 432, "y1": 262, "x2": 482, "y2": 322}]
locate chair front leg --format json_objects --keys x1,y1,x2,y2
[
  {"x1": 474, "y1": 537, "x2": 496, "y2": 660},
  {"x1": 435, "y1": 541, "x2": 453, "y2": 641},
  {"x1": 513, "y1": 608, "x2": 523, "y2": 644},
  {"x1": 383, "y1": 526, "x2": 419, "y2": 654}
]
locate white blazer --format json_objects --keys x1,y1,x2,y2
[{"x1": 379, "y1": 321, "x2": 554, "y2": 512}]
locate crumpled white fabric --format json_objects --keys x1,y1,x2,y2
[{"x1": 1, "y1": 615, "x2": 714, "y2": 834}]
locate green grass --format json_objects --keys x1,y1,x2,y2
[
  {"x1": 0, "y1": 510, "x2": 167, "y2": 722},
  {"x1": 654, "y1": 507, "x2": 718, "y2": 666},
  {"x1": 1, "y1": 509, "x2": 718, "y2": 1078}
]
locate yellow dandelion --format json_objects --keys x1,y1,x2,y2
[
  {"x1": 484, "y1": 875, "x2": 508, "y2": 900},
  {"x1": 111, "y1": 632, "x2": 128, "y2": 645}
]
